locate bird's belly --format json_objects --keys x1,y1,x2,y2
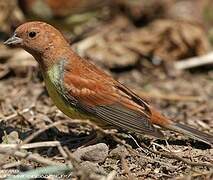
[
  {"x1": 43, "y1": 77, "x2": 90, "y2": 120},
  {"x1": 43, "y1": 76, "x2": 108, "y2": 128}
]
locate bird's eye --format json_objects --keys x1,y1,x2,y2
[{"x1": 28, "y1": 31, "x2": 37, "y2": 38}]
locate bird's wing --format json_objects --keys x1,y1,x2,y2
[{"x1": 63, "y1": 72, "x2": 163, "y2": 138}]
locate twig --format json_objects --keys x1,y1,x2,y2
[
  {"x1": 0, "y1": 141, "x2": 61, "y2": 150},
  {"x1": 0, "y1": 104, "x2": 35, "y2": 122},
  {"x1": 21, "y1": 120, "x2": 71, "y2": 145},
  {"x1": 2, "y1": 161, "x2": 22, "y2": 169},
  {"x1": 57, "y1": 144, "x2": 69, "y2": 160},
  {"x1": 63, "y1": 146, "x2": 81, "y2": 168},
  {"x1": 174, "y1": 52, "x2": 213, "y2": 70},
  {"x1": 151, "y1": 142, "x2": 171, "y2": 153},
  {"x1": 0, "y1": 148, "x2": 64, "y2": 166}
]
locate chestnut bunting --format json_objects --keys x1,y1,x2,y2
[{"x1": 4, "y1": 21, "x2": 213, "y2": 145}]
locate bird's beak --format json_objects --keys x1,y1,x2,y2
[{"x1": 4, "y1": 34, "x2": 23, "y2": 46}]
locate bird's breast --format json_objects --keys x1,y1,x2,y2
[
  {"x1": 43, "y1": 64, "x2": 106, "y2": 126},
  {"x1": 43, "y1": 64, "x2": 90, "y2": 120}
]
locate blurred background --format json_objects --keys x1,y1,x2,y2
[{"x1": 0, "y1": 0, "x2": 213, "y2": 179}]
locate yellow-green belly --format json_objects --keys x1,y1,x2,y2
[{"x1": 44, "y1": 75, "x2": 91, "y2": 120}]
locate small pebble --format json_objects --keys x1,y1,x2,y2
[{"x1": 73, "y1": 143, "x2": 109, "y2": 163}]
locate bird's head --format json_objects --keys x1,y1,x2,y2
[{"x1": 4, "y1": 21, "x2": 70, "y2": 69}]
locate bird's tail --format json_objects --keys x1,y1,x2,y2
[
  {"x1": 166, "y1": 122, "x2": 213, "y2": 145},
  {"x1": 150, "y1": 107, "x2": 213, "y2": 145}
]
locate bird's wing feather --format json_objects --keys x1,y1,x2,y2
[{"x1": 63, "y1": 71, "x2": 163, "y2": 137}]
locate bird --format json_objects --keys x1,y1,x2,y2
[{"x1": 4, "y1": 21, "x2": 213, "y2": 145}]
